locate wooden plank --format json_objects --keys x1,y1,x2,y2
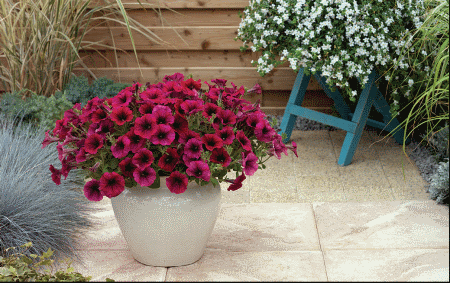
[
  {"x1": 82, "y1": 26, "x2": 242, "y2": 51},
  {"x1": 89, "y1": 0, "x2": 250, "y2": 9},
  {"x1": 79, "y1": 50, "x2": 291, "y2": 68},
  {"x1": 90, "y1": 9, "x2": 243, "y2": 27},
  {"x1": 263, "y1": 90, "x2": 334, "y2": 108},
  {"x1": 72, "y1": 67, "x2": 321, "y2": 91}
]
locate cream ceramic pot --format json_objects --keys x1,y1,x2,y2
[{"x1": 110, "y1": 177, "x2": 221, "y2": 267}]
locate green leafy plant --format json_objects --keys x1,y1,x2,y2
[
  {"x1": 0, "y1": 0, "x2": 169, "y2": 98},
  {"x1": 63, "y1": 76, "x2": 129, "y2": 107},
  {"x1": 235, "y1": 0, "x2": 431, "y2": 111},
  {"x1": 385, "y1": 0, "x2": 449, "y2": 151},
  {"x1": 0, "y1": 242, "x2": 115, "y2": 282}
]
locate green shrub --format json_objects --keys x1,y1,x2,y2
[
  {"x1": 0, "y1": 242, "x2": 115, "y2": 282},
  {"x1": 423, "y1": 124, "x2": 449, "y2": 163},
  {"x1": 63, "y1": 75, "x2": 130, "y2": 107}
]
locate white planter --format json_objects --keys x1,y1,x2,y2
[{"x1": 110, "y1": 177, "x2": 221, "y2": 267}]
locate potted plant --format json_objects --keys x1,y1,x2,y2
[
  {"x1": 42, "y1": 73, "x2": 298, "y2": 267},
  {"x1": 235, "y1": 0, "x2": 433, "y2": 118}
]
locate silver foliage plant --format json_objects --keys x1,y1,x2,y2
[
  {"x1": 428, "y1": 159, "x2": 449, "y2": 205},
  {"x1": 0, "y1": 114, "x2": 101, "y2": 267}
]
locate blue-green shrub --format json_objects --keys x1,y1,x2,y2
[{"x1": 0, "y1": 114, "x2": 102, "y2": 268}]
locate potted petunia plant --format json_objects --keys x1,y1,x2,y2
[{"x1": 42, "y1": 73, "x2": 297, "y2": 267}]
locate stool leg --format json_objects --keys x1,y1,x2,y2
[
  {"x1": 339, "y1": 72, "x2": 377, "y2": 166},
  {"x1": 279, "y1": 69, "x2": 311, "y2": 143}
]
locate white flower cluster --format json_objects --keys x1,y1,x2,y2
[{"x1": 236, "y1": 0, "x2": 432, "y2": 111}]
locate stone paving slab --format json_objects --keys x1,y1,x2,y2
[{"x1": 73, "y1": 200, "x2": 449, "y2": 282}]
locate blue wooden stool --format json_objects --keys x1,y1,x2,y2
[{"x1": 279, "y1": 68, "x2": 410, "y2": 166}]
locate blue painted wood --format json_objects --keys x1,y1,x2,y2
[
  {"x1": 287, "y1": 104, "x2": 356, "y2": 133},
  {"x1": 279, "y1": 68, "x2": 410, "y2": 166},
  {"x1": 279, "y1": 68, "x2": 311, "y2": 143},
  {"x1": 339, "y1": 71, "x2": 377, "y2": 166},
  {"x1": 356, "y1": 70, "x2": 410, "y2": 145},
  {"x1": 313, "y1": 72, "x2": 351, "y2": 120}
]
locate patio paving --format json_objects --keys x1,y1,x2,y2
[{"x1": 72, "y1": 129, "x2": 449, "y2": 281}]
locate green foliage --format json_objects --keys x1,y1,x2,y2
[
  {"x1": 0, "y1": 242, "x2": 115, "y2": 282},
  {"x1": 0, "y1": 76, "x2": 129, "y2": 131},
  {"x1": 423, "y1": 124, "x2": 449, "y2": 162},
  {"x1": 63, "y1": 75, "x2": 130, "y2": 107}
]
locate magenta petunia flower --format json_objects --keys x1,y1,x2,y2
[
  {"x1": 184, "y1": 138, "x2": 203, "y2": 158},
  {"x1": 134, "y1": 114, "x2": 157, "y2": 139},
  {"x1": 171, "y1": 114, "x2": 189, "y2": 136},
  {"x1": 91, "y1": 109, "x2": 108, "y2": 123},
  {"x1": 182, "y1": 154, "x2": 201, "y2": 167},
  {"x1": 152, "y1": 105, "x2": 175, "y2": 125},
  {"x1": 216, "y1": 109, "x2": 237, "y2": 125},
  {"x1": 42, "y1": 130, "x2": 60, "y2": 149},
  {"x1": 132, "y1": 148, "x2": 155, "y2": 169},
  {"x1": 178, "y1": 129, "x2": 201, "y2": 145},
  {"x1": 186, "y1": 160, "x2": 210, "y2": 182},
  {"x1": 202, "y1": 103, "x2": 220, "y2": 120},
  {"x1": 163, "y1": 72, "x2": 185, "y2": 83},
  {"x1": 166, "y1": 171, "x2": 189, "y2": 194},
  {"x1": 236, "y1": 131, "x2": 252, "y2": 152},
  {"x1": 88, "y1": 119, "x2": 115, "y2": 138},
  {"x1": 76, "y1": 148, "x2": 87, "y2": 163},
  {"x1": 110, "y1": 106, "x2": 133, "y2": 126},
  {"x1": 246, "y1": 112, "x2": 265, "y2": 128},
  {"x1": 182, "y1": 78, "x2": 202, "y2": 91},
  {"x1": 119, "y1": 157, "x2": 137, "y2": 178},
  {"x1": 217, "y1": 126, "x2": 235, "y2": 145},
  {"x1": 210, "y1": 147, "x2": 231, "y2": 167},
  {"x1": 211, "y1": 78, "x2": 227, "y2": 87},
  {"x1": 83, "y1": 179, "x2": 104, "y2": 201},
  {"x1": 158, "y1": 148, "x2": 180, "y2": 172},
  {"x1": 254, "y1": 120, "x2": 276, "y2": 142},
  {"x1": 99, "y1": 172, "x2": 125, "y2": 198},
  {"x1": 49, "y1": 164, "x2": 61, "y2": 185},
  {"x1": 202, "y1": 134, "x2": 223, "y2": 151},
  {"x1": 151, "y1": 124, "x2": 175, "y2": 146},
  {"x1": 84, "y1": 133, "x2": 104, "y2": 155},
  {"x1": 111, "y1": 135, "x2": 131, "y2": 159},
  {"x1": 140, "y1": 88, "x2": 163, "y2": 100},
  {"x1": 133, "y1": 166, "x2": 156, "y2": 187},
  {"x1": 139, "y1": 102, "x2": 154, "y2": 115},
  {"x1": 180, "y1": 100, "x2": 204, "y2": 115},
  {"x1": 241, "y1": 152, "x2": 258, "y2": 176},
  {"x1": 112, "y1": 89, "x2": 133, "y2": 108},
  {"x1": 125, "y1": 127, "x2": 146, "y2": 153},
  {"x1": 227, "y1": 173, "x2": 246, "y2": 191}
]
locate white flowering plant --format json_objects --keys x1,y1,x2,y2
[{"x1": 236, "y1": 0, "x2": 436, "y2": 117}]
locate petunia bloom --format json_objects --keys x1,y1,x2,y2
[
  {"x1": 119, "y1": 157, "x2": 137, "y2": 178},
  {"x1": 210, "y1": 147, "x2": 231, "y2": 167},
  {"x1": 227, "y1": 173, "x2": 246, "y2": 191},
  {"x1": 166, "y1": 171, "x2": 189, "y2": 194},
  {"x1": 84, "y1": 133, "x2": 104, "y2": 155},
  {"x1": 42, "y1": 130, "x2": 60, "y2": 149},
  {"x1": 186, "y1": 160, "x2": 211, "y2": 182},
  {"x1": 91, "y1": 109, "x2": 108, "y2": 123},
  {"x1": 83, "y1": 179, "x2": 104, "y2": 201},
  {"x1": 133, "y1": 166, "x2": 156, "y2": 187},
  {"x1": 254, "y1": 120, "x2": 276, "y2": 142},
  {"x1": 216, "y1": 109, "x2": 237, "y2": 126},
  {"x1": 111, "y1": 135, "x2": 131, "y2": 159},
  {"x1": 151, "y1": 124, "x2": 176, "y2": 146},
  {"x1": 132, "y1": 148, "x2": 155, "y2": 169},
  {"x1": 99, "y1": 172, "x2": 125, "y2": 198},
  {"x1": 49, "y1": 164, "x2": 61, "y2": 185},
  {"x1": 202, "y1": 134, "x2": 223, "y2": 151},
  {"x1": 158, "y1": 148, "x2": 180, "y2": 172},
  {"x1": 184, "y1": 138, "x2": 203, "y2": 158},
  {"x1": 112, "y1": 89, "x2": 133, "y2": 108},
  {"x1": 241, "y1": 152, "x2": 258, "y2": 176},
  {"x1": 217, "y1": 126, "x2": 235, "y2": 145},
  {"x1": 125, "y1": 127, "x2": 146, "y2": 153},
  {"x1": 134, "y1": 114, "x2": 157, "y2": 139},
  {"x1": 236, "y1": 131, "x2": 252, "y2": 151},
  {"x1": 110, "y1": 106, "x2": 133, "y2": 126}
]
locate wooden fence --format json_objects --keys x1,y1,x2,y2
[{"x1": 2, "y1": 0, "x2": 334, "y2": 115}]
